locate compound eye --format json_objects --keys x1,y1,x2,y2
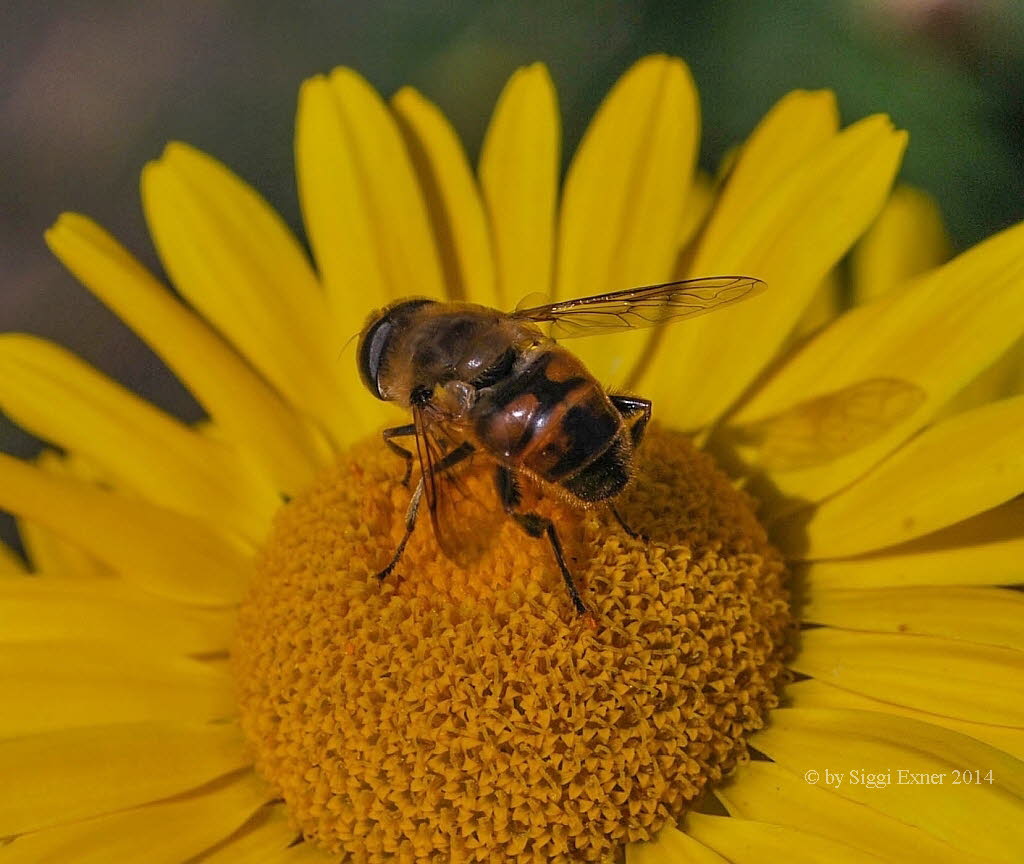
[
  {"x1": 357, "y1": 315, "x2": 393, "y2": 400},
  {"x1": 357, "y1": 298, "x2": 437, "y2": 401}
]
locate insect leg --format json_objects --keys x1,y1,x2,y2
[
  {"x1": 610, "y1": 394, "x2": 652, "y2": 447},
  {"x1": 608, "y1": 501, "x2": 647, "y2": 541},
  {"x1": 608, "y1": 396, "x2": 650, "y2": 540},
  {"x1": 381, "y1": 423, "x2": 417, "y2": 486},
  {"x1": 495, "y1": 466, "x2": 589, "y2": 615},
  {"x1": 434, "y1": 441, "x2": 475, "y2": 472},
  {"x1": 377, "y1": 478, "x2": 425, "y2": 581},
  {"x1": 377, "y1": 441, "x2": 476, "y2": 583}
]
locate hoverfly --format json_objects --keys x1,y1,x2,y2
[{"x1": 357, "y1": 276, "x2": 766, "y2": 614}]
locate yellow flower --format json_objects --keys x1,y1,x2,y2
[{"x1": 1, "y1": 54, "x2": 1022, "y2": 862}]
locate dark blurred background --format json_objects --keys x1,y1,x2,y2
[{"x1": 2, "y1": 0, "x2": 1022, "y2": 549}]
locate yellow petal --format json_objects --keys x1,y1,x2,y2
[
  {"x1": 296, "y1": 69, "x2": 445, "y2": 319},
  {"x1": 701, "y1": 90, "x2": 839, "y2": 244},
  {"x1": 0, "y1": 722, "x2": 247, "y2": 835},
  {"x1": 0, "y1": 576, "x2": 231, "y2": 654},
  {"x1": 557, "y1": 55, "x2": 699, "y2": 384},
  {"x1": 142, "y1": 143, "x2": 360, "y2": 447},
  {"x1": 803, "y1": 586, "x2": 1024, "y2": 651},
  {"x1": 643, "y1": 88, "x2": 839, "y2": 406},
  {"x1": 18, "y1": 516, "x2": 104, "y2": 579},
  {"x1": 641, "y1": 114, "x2": 906, "y2": 430},
  {"x1": 802, "y1": 496, "x2": 1024, "y2": 589},
  {"x1": 724, "y1": 377, "x2": 925, "y2": 473},
  {"x1": 750, "y1": 708, "x2": 1024, "y2": 863},
  {"x1": 1, "y1": 771, "x2": 268, "y2": 864},
  {"x1": 479, "y1": 62, "x2": 559, "y2": 307},
  {"x1": 684, "y1": 813, "x2": 887, "y2": 863},
  {"x1": 627, "y1": 822, "x2": 730, "y2": 864},
  {"x1": 45, "y1": 213, "x2": 323, "y2": 494},
  {"x1": 787, "y1": 678, "x2": 1024, "y2": 761},
  {"x1": 852, "y1": 185, "x2": 950, "y2": 303},
  {"x1": 791, "y1": 628, "x2": 1024, "y2": 727},
  {"x1": 791, "y1": 271, "x2": 841, "y2": 342},
  {"x1": 0, "y1": 541, "x2": 26, "y2": 575},
  {"x1": 0, "y1": 334, "x2": 278, "y2": 543},
  {"x1": 718, "y1": 762, "x2": 984, "y2": 864},
  {"x1": 0, "y1": 453, "x2": 249, "y2": 606},
  {"x1": 15, "y1": 453, "x2": 109, "y2": 579},
  {"x1": 733, "y1": 219, "x2": 1024, "y2": 507},
  {"x1": 677, "y1": 171, "x2": 716, "y2": 253},
  {"x1": 939, "y1": 336, "x2": 1024, "y2": 419},
  {"x1": 202, "y1": 804, "x2": 329, "y2": 863},
  {"x1": 0, "y1": 642, "x2": 234, "y2": 737},
  {"x1": 391, "y1": 87, "x2": 496, "y2": 306},
  {"x1": 779, "y1": 394, "x2": 1024, "y2": 557}
]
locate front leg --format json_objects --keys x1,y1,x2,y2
[
  {"x1": 377, "y1": 441, "x2": 476, "y2": 583},
  {"x1": 377, "y1": 478, "x2": 425, "y2": 580},
  {"x1": 495, "y1": 466, "x2": 588, "y2": 615},
  {"x1": 381, "y1": 423, "x2": 417, "y2": 486}
]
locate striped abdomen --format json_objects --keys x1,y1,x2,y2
[{"x1": 471, "y1": 347, "x2": 630, "y2": 502}]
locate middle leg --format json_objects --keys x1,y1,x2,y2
[{"x1": 495, "y1": 466, "x2": 588, "y2": 615}]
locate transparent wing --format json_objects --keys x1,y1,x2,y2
[
  {"x1": 725, "y1": 378, "x2": 927, "y2": 472},
  {"x1": 413, "y1": 408, "x2": 500, "y2": 567},
  {"x1": 511, "y1": 275, "x2": 766, "y2": 339}
]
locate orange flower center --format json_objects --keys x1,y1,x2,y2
[{"x1": 233, "y1": 426, "x2": 791, "y2": 863}]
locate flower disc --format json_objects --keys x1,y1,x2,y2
[{"x1": 234, "y1": 427, "x2": 791, "y2": 862}]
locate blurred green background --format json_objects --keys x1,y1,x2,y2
[{"x1": 1, "y1": 0, "x2": 1022, "y2": 549}]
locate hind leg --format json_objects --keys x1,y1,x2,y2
[
  {"x1": 608, "y1": 501, "x2": 647, "y2": 541},
  {"x1": 610, "y1": 394, "x2": 652, "y2": 447},
  {"x1": 607, "y1": 395, "x2": 652, "y2": 540}
]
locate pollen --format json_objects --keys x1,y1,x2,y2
[{"x1": 233, "y1": 427, "x2": 791, "y2": 863}]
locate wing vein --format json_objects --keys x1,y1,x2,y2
[{"x1": 512, "y1": 275, "x2": 766, "y2": 338}]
